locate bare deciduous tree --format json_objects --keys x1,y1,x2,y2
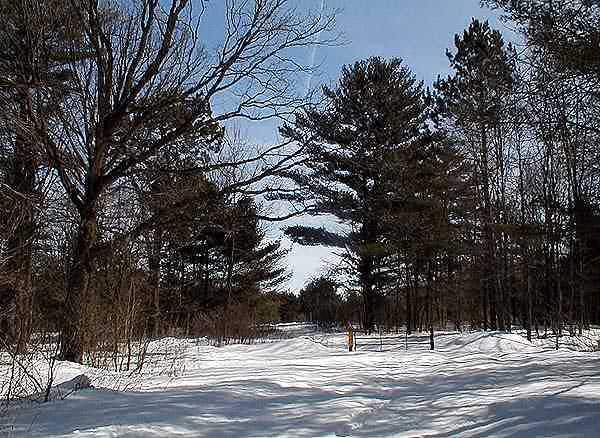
[{"x1": 23, "y1": 0, "x2": 336, "y2": 362}]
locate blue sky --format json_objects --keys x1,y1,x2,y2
[
  {"x1": 309, "y1": 0, "x2": 501, "y2": 87},
  {"x1": 203, "y1": 0, "x2": 507, "y2": 291}
]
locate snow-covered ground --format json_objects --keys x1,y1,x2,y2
[{"x1": 2, "y1": 328, "x2": 600, "y2": 437}]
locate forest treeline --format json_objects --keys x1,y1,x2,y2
[
  {"x1": 283, "y1": 0, "x2": 600, "y2": 345},
  {"x1": 0, "y1": 0, "x2": 337, "y2": 363},
  {"x1": 0, "y1": 0, "x2": 599, "y2": 364}
]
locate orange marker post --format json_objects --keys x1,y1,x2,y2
[{"x1": 347, "y1": 323, "x2": 354, "y2": 352}]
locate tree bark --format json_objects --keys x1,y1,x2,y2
[
  {"x1": 0, "y1": 130, "x2": 36, "y2": 352},
  {"x1": 362, "y1": 278, "x2": 375, "y2": 335},
  {"x1": 360, "y1": 216, "x2": 378, "y2": 334},
  {"x1": 526, "y1": 262, "x2": 533, "y2": 342},
  {"x1": 148, "y1": 229, "x2": 162, "y2": 338},
  {"x1": 406, "y1": 267, "x2": 412, "y2": 335},
  {"x1": 427, "y1": 260, "x2": 434, "y2": 350},
  {"x1": 59, "y1": 207, "x2": 97, "y2": 363}
]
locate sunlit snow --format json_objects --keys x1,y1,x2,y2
[{"x1": 4, "y1": 327, "x2": 600, "y2": 437}]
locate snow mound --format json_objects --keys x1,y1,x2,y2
[
  {"x1": 437, "y1": 332, "x2": 539, "y2": 354},
  {"x1": 529, "y1": 328, "x2": 600, "y2": 352},
  {"x1": 50, "y1": 374, "x2": 92, "y2": 399},
  {"x1": 26, "y1": 374, "x2": 93, "y2": 402},
  {"x1": 226, "y1": 337, "x2": 332, "y2": 357},
  {"x1": 274, "y1": 322, "x2": 318, "y2": 332}
]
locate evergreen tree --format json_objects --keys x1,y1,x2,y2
[
  {"x1": 281, "y1": 57, "x2": 429, "y2": 333},
  {"x1": 0, "y1": 0, "x2": 85, "y2": 350},
  {"x1": 483, "y1": 0, "x2": 600, "y2": 81},
  {"x1": 299, "y1": 276, "x2": 341, "y2": 327},
  {"x1": 382, "y1": 132, "x2": 471, "y2": 346},
  {"x1": 160, "y1": 192, "x2": 290, "y2": 338},
  {"x1": 433, "y1": 19, "x2": 517, "y2": 331}
]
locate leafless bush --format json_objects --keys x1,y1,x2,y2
[{"x1": 0, "y1": 328, "x2": 60, "y2": 407}]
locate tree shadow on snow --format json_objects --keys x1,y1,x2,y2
[{"x1": 7, "y1": 351, "x2": 600, "y2": 437}]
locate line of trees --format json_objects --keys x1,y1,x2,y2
[{"x1": 282, "y1": 1, "x2": 600, "y2": 347}]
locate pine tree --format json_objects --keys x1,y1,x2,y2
[
  {"x1": 382, "y1": 131, "x2": 472, "y2": 346},
  {"x1": 280, "y1": 57, "x2": 429, "y2": 333},
  {"x1": 433, "y1": 19, "x2": 517, "y2": 331},
  {"x1": 21, "y1": 0, "x2": 333, "y2": 362},
  {"x1": 299, "y1": 277, "x2": 341, "y2": 327},
  {"x1": 158, "y1": 191, "x2": 290, "y2": 339},
  {"x1": 0, "y1": 0, "x2": 85, "y2": 350},
  {"x1": 483, "y1": 0, "x2": 600, "y2": 81}
]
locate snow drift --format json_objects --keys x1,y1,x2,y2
[
  {"x1": 5, "y1": 330, "x2": 600, "y2": 437},
  {"x1": 436, "y1": 331, "x2": 540, "y2": 354}
]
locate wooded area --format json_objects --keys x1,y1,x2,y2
[
  {"x1": 0, "y1": 0, "x2": 599, "y2": 368},
  {"x1": 283, "y1": 0, "x2": 600, "y2": 347}
]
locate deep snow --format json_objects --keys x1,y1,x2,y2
[{"x1": 2, "y1": 329, "x2": 600, "y2": 437}]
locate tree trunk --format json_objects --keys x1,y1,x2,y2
[
  {"x1": 362, "y1": 280, "x2": 375, "y2": 335},
  {"x1": 0, "y1": 130, "x2": 36, "y2": 352},
  {"x1": 479, "y1": 124, "x2": 499, "y2": 332},
  {"x1": 517, "y1": 137, "x2": 532, "y2": 342},
  {"x1": 489, "y1": 277, "x2": 498, "y2": 331},
  {"x1": 481, "y1": 272, "x2": 488, "y2": 331},
  {"x1": 148, "y1": 228, "x2": 163, "y2": 339},
  {"x1": 148, "y1": 229, "x2": 162, "y2": 338},
  {"x1": 526, "y1": 262, "x2": 533, "y2": 342},
  {"x1": 427, "y1": 260, "x2": 434, "y2": 350},
  {"x1": 224, "y1": 234, "x2": 235, "y2": 342},
  {"x1": 406, "y1": 267, "x2": 412, "y2": 335},
  {"x1": 579, "y1": 252, "x2": 584, "y2": 335},
  {"x1": 59, "y1": 207, "x2": 97, "y2": 363},
  {"x1": 556, "y1": 246, "x2": 563, "y2": 339},
  {"x1": 360, "y1": 245, "x2": 376, "y2": 334}
]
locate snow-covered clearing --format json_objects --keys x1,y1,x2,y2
[{"x1": 3, "y1": 328, "x2": 600, "y2": 437}]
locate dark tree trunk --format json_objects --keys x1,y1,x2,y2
[
  {"x1": 0, "y1": 130, "x2": 36, "y2": 352},
  {"x1": 497, "y1": 255, "x2": 506, "y2": 331},
  {"x1": 556, "y1": 247, "x2": 563, "y2": 339},
  {"x1": 59, "y1": 207, "x2": 97, "y2": 363},
  {"x1": 517, "y1": 138, "x2": 532, "y2": 342},
  {"x1": 148, "y1": 229, "x2": 162, "y2": 338},
  {"x1": 480, "y1": 124, "x2": 498, "y2": 332},
  {"x1": 359, "y1": 215, "x2": 378, "y2": 334},
  {"x1": 482, "y1": 278, "x2": 489, "y2": 331},
  {"x1": 362, "y1": 279, "x2": 375, "y2": 335},
  {"x1": 526, "y1": 262, "x2": 533, "y2": 342},
  {"x1": 406, "y1": 268, "x2": 412, "y2": 335},
  {"x1": 489, "y1": 276, "x2": 498, "y2": 331},
  {"x1": 427, "y1": 260, "x2": 434, "y2": 350}
]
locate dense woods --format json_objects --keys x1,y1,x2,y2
[
  {"x1": 1, "y1": 0, "x2": 599, "y2": 371},
  {"x1": 0, "y1": 0, "x2": 336, "y2": 365},
  {"x1": 282, "y1": 1, "x2": 600, "y2": 347}
]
